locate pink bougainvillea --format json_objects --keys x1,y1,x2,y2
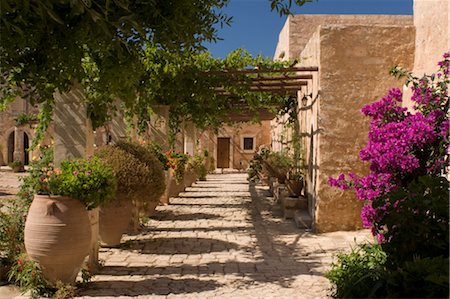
[{"x1": 329, "y1": 52, "x2": 450, "y2": 240}]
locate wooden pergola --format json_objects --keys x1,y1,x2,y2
[{"x1": 205, "y1": 66, "x2": 319, "y2": 121}]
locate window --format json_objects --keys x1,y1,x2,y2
[{"x1": 243, "y1": 137, "x2": 254, "y2": 150}]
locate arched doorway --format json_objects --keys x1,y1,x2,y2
[
  {"x1": 7, "y1": 132, "x2": 14, "y2": 164},
  {"x1": 24, "y1": 132, "x2": 30, "y2": 165},
  {"x1": 7, "y1": 131, "x2": 31, "y2": 165}
]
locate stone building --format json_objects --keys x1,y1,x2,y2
[
  {"x1": 0, "y1": 97, "x2": 39, "y2": 166},
  {"x1": 272, "y1": 15, "x2": 416, "y2": 232}
]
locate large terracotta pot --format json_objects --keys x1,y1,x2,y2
[
  {"x1": 24, "y1": 195, "x2": 91, "y2": 285},
  {"x1": 99, "y1": 195, "x2": 133, "y2": 247}
]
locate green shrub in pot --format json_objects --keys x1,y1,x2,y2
[{"x1": 115, "y1": 141, "x2": 165, "y2": 202}]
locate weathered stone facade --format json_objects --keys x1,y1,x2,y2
[
  {"x1": 0, "y1": 97, "x2": 40, "y2": 166},
  {"x1": 273, "y1": 15, "x2": 415, "y2": 232},
  {"x1": 199, "y1": 121, "x2": 271, "y2": 170},
  {"x1": 403, "y1": 0, "x2": 450, "y2": 108}
]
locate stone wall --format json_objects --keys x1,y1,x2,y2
[
  {"x1": 403, "y1": 0, "x2": 450, "y2": 108},
  {"x1": 299, "y1": 24, "x2": 415, "y2": 232},
  {"x1": 0, "y1": 97, "x2": 40, "y2": 166},
  {"x1": 199, "y1": 121, "x2": 271, "y2": 170},
  {"x1": 274, "y1": 15, "x2": 413, "y2": 62}
]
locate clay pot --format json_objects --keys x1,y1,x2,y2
[
  {"x1": 168, "y1": 169, "x2": 185, "y2": 198},
  {"x1": 99, "y1": 195, "x2": 133, "y2": 247},
  {"x1": 286, "y1": 179, "x2": 304, "y2": 197},
  {"x1": 184, "y1": 170, "x2": 197, "y2": 188},
  {"x1": 24, "y1": 195, "x2": 91, "y2": 285}
]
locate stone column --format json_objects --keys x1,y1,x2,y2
[
  {"x1": 184, "y1": 121, "x2": 195, "y2": 155},
  {"x1": 53, "y1": 85, "x2": 88, "y2": 165},
  {"x1": 13, "y1": 126, "x2": 24, "y2": 163},
  {"x1": 53, "y1": 84, "x2": 99, "y2": 272},
  {"x1": 149, "y1": 105, "x2": 170, "y2": 150},
  {"x1": 109, "y1": 108, "x2": 127, "y2": 144}
]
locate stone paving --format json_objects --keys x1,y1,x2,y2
[{"x1": 77, "y1": 173, "x2": 372, "y2": 299}]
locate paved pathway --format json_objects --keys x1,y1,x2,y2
[{"x1": 78, "y1": 173, "x2": 371, "y2": 299}]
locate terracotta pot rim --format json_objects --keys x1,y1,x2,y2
[{"x1": 34, "y1": 194, "x2": 75, "y2": 201}]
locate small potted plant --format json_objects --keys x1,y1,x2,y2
[
  {"x1": 166, "y1": 151, "x2": 189, "y2": 198},
  {"x1": 24, "y1": 156, "x2": 116, "y2": 285},
  {"x1": 286, "y1": 168, "x2": 304, "y2": 197},
  {"x1": 264, "y1": 150, "x2": 292, "y2": 184},
  {"x1": 9, "y1": 160, "x2": 24, "y2": 172}
]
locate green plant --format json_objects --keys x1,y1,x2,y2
[
  {"x1": 53, "y1": 281, "x2": 76, "y2": 299},
  {"x1": 8, "y1": 160, "x2": 24, "y2": 171},
  {"x1": 287, "y1": 168, "x2": 304, "y2": 181},
  {"x1": 247, "y1": 147, "x2": 270, "y2": 182},
  {"x1": 57, "y1": 157, "x2": 117, "y2": 210},
  {"x1": 95, "y1": 145, "x2": 154, "y2": 199},
  {"x1": 166, "y1": 151, "x2": 189, "y2": 184},
  {"x1": 188, "y1": 155, "x2": 207, "y2": 180},
  {"x1": 22, "y1": 155, "x2": 116, "y2": 210},
  {"x1": 115, "y1": 141, "x2": 165, "y2": 202},
  {"x1": 264, "y1": 149, "x2": 293, "y2": 183},
  {"x1": 8, "y1": 253, "x2": 79, "y2": 299},
  {"x1": 8, "y1": 253, "x2": 51, "y2": 298},
  {"x1": 14, "y1": 113, "x2": 37, "y2": 127},
  {"x1": 146, "y1": 141, "x2": 169, "y2": 170},
  {"x1": 0, "y1": 204, "x2": 26, "y2": 265},
  {"x1": 326, "y1": 243, "x2": 387, "y2": 298}
]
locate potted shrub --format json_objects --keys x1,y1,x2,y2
[
  {"x1": 24, "y1": 156, "x2": 116, "y2": 285},
  {"x1": 286, "y1": 168, "x2": 304, "y2": 197},
  {"x1": 95, "y1": 145, "x2": 155, "y2": 246},
  {"x1": 146, "y1": 142, "x2": 171, "y2": 205},
  {"x1": 9, "y1": 160, "x2": 24, "y2": 173},
  {"x1": 247, "y1": 148, "x2": 270, "y2": 184},
  {"x1": 115, "y1": 141, "x2": 165, "y2": 218},
  {"x1": 166, "y1": 151, "x2": 189, "y2": 198},
  {"x1": 264, "y1": 150, "x2": 293, "y2": 184}
]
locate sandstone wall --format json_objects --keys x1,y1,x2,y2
[
  {"x1": 274, "y1": 15, "x2": 413, "y2": 61},
  {"x1": 199, "y1": 121, "x2": 271, "y2": 170},
  {"x1": 0, "y1": 97, "x2": 40, "y2": 165},
  {"x1": 300, "y1": 25, "x2": 415, "y2": 232},
  {"x1": 413, "y1": 0, "x2": 449, "y2": 74},
  {"x1": 403, "y1": 0, "x2": 450, "y2": 108}
]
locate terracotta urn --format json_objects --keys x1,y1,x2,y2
[
  {"x1": 24, "y1": 195, "x2": 91, "y2": 285},
  {"x1": 99, "y1": 195, "x2": 133, "y2": 247}
]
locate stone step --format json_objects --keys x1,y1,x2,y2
[
  {"x1": 294, "y1": 210, "x2": 313, "y2": 229},
  {"x1": 281, "y1": 196, "x2": 308, "y2": 210}
]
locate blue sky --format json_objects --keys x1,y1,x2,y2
[{"x1": 205, "y1": 0, "x2": 413, "y2": 58}]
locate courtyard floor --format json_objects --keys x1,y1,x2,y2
[{"x1": 1, "y1": 172, "x2": 372, "y2": 299}]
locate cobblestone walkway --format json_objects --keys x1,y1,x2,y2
[{"x1": 78, "y1": 173, "x2": 371, "y2": 299}]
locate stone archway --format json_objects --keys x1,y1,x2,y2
[{"x1": 7, "y1": 129, "x2": 31, "y2": 165}]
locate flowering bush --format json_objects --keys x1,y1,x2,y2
[
  {"x1": 146, "y1": 141, "x2": 169, "y2": 170},
  {"x1": 165, "y1": 151, "x2": 189, "y2": 183},
  {"x1": 57, "y1": 158, "x2": 117, "y2": 209},
  {"x1": 329, "y1": 52, "x2": 449, "y2": 237},
  {"x1": 328, "y1": 53, "x2": 449, "y2": 298},
  {"x1": 187, "y1": 155, "x2": 207, "y2": 180},
  {"x1": 25, "y1": 156, "x2": 116, "y2": 210}
]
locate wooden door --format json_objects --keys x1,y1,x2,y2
[{"x1": 217, "y1": 138, "x2": 230, "y2": 168}]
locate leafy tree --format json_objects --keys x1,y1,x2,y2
[{"x1": 1, "y1": 0, "x2": 311, "y2": 146}]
